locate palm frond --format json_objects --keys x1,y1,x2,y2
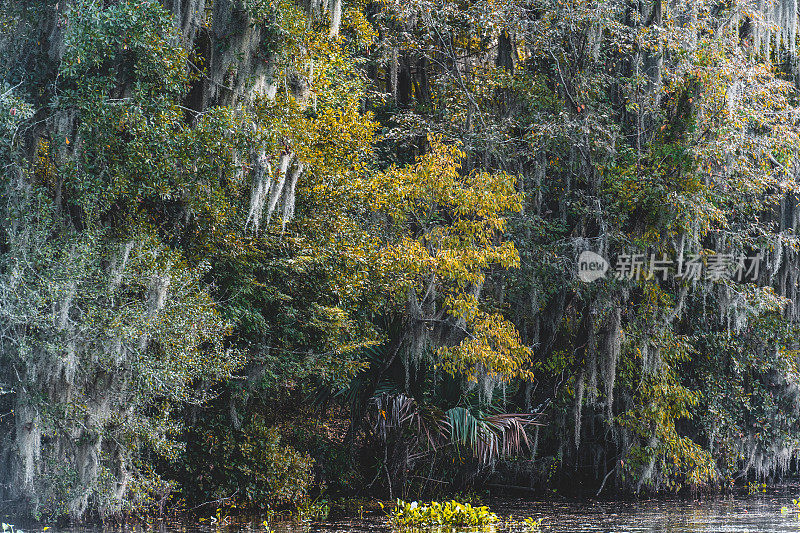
[
  {"x1": 444, "y1": 407, "x2": 540, "y2": 465},
  {"x1": 370, "y1": 394, "x2": 542, "y2": 466}
]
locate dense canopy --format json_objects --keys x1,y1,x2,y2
[{"x1": 2, "y1": 0, "x2": 800, "y2": 522}]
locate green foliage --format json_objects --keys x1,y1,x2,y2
[
  {"x1": 0, "y1": 86, "x2": 34, "y2": 154},
  {"x1": 7, "y1": 0, "x2": 800, "y2": 517},
  {"x1": 297, "y1": 496, "x2": 331, "y2": 521},
  {"x1": 183, "y1": 412, "x2": 314, "y2": 508},
  {"x1": 61, "y1": 0, "x2": 187, "y2": 96},
  {"x1": 387, "y1": 500, "x2": 498, "y2": 529},
  {"x1": 118, "y1": 464, "x2": 181, "y2": 517},
  {"x1": 0, "y1": 0, "x2": 244, "y2": 520}
]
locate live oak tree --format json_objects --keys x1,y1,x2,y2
[{"x1": 0, "y1": 0, "x2": 532, "y2": 519}]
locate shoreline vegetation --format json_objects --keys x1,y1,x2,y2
[
  {"x1": 4, "y1": 0, "x2": 800, "y2": 524},
  {"x1": 8, "y1": 490, "x2": 800, "y2": 531},
  {"x1": 4, "y1": 486, "x2": 800, "y2": 529}
]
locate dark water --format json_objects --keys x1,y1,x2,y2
[
  {"x1": 490, "y1": 495, "x2": 800, "y2": 532},
  {"x1": 25, "y1": 488, "x2": 800, "y2": 533}
]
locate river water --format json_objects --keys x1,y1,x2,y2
[{"x1": 29, "y1": 487, "x2": 800, "y2": 533}]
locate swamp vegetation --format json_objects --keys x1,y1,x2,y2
[{"x1": 3, "y1": 0, "x2": 800, "y2": 523}]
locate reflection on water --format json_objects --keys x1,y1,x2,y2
[
  {"x1": 492, "y1": 493, "x2": 800, "y2": 532},
  {"x1": 37, "y1": 486, "x2": 800, "y2": 533}
]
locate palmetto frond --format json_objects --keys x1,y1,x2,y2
[
  {"x1": 444, "y1": 407, "x2": 537, "y2": 464},
  {"x1": 370, "y1": 393, "x2": 541, "y2": 466}
]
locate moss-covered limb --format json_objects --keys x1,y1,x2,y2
[{"x1": 0, "y1": 0, "x2": 278, "y2": 520}]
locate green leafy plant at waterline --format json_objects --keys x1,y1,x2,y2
[
  {"x1": 522, "y1": 517, "x2": 543, "y2": 531},
  {"x1": 781, "y1": 498, "x2": 800, "y2": 514},
  {"x1": 385, "y1": 500, "x2": 498, "y2": 528},
  {"x1": 298, "y1": 497, "x2": 330, "y2": 521}
]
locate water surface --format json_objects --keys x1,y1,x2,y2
[{"x1": 37, "y1": 487, "x2": 800, "y2": 533}]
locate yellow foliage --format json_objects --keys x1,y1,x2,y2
[
  {"x1": 363, "y1": 135, "x2": 531, "y2": 381},
  {"x1": 343, "y1": 6, "x2": 377, "y2": 47}
]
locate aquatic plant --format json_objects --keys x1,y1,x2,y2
[
  {"x1": 781, "y1": 499, "x2": 800, "y2": 515},
  {"x1": 522, "y1": 517, "x2": 543, "y2": 531},
  {"x1": 387, "y1": 499, "x2": 498, "y2": 528},
  {"x1": 298, "y1": 497, "x2": 330, "y2": 521}
]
